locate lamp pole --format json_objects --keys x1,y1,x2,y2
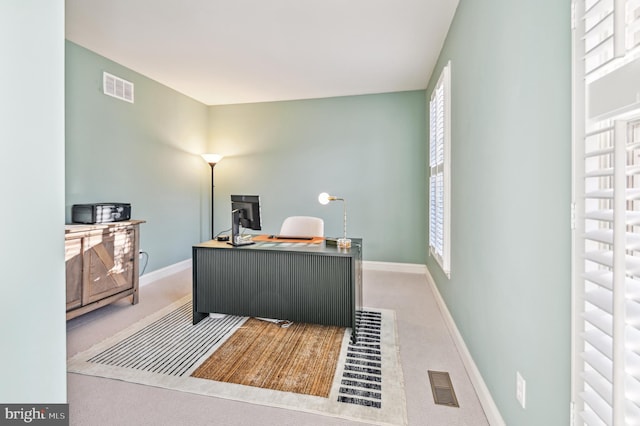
[
  {"x1": 209, "y1": 162, "x2": 216, "y2": 240},
  {"x1": 201, "y1": 154, "x2": 223, "y2": 240},
  {"x1": 318, "y1": 192, "x2": 351, "y2": 249}
]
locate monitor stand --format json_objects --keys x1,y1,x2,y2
[{"x1": 229, "y1": 209, "x2": 255, "y2": 247}]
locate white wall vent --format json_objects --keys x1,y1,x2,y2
[{"x1": 103, "y1": 72, "x2": 134, "y2": 103}]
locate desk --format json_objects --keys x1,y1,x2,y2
[{"x1": 192, "y1": 238, "x2": 362, "y2": 339}]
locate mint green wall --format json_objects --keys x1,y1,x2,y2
[
  {"x1": 66, "y1": 41, "x2": 210, "y2": 273},
  {"x1": 0, "y1": 1, "x2": 66, "y2": 402},
  {"x1": 426, "y1": 1, "x2": 571, "y2": 424},
  {"x1": 208, "y1": 92, "x2": 427, "y2": 263},
  {"x1": 65, "y1": 42, "x2": 426, "y2": 267}
]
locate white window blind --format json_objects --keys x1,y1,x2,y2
[
  {"x1": 573, "y1": 0, "x2": 640, "y2": 425},
  {"x1": 429, "y1": 61, "x2": 451, "y2": 277}
]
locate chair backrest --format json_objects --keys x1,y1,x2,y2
[{"x1": 279, "y1": 216, "x2": 324, "y2": 237}]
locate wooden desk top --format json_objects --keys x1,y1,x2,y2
[{"x1": 194, "y1": 235, "x2": 361, "y2": 255}]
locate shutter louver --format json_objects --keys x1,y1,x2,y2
[
  {"x1": 626, "y1": 0, "x2": 640, "y2": 50},
  {"x1": 428, "y1": 62, "x2": 451, "y2": 276},
  {"x1": 579, "y1": 117, "x2": 640, "y2": 426},
  {"x1": 575, "y1": 1, "x2": 640, "y2": 424}
]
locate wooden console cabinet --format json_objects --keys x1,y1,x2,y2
[{"x1": 65, "y1": 220, "x2": 144, "y2": 320}]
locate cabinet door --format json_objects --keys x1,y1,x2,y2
[
  {"x1": 83, "y1": 227, "x2": 135, "y2": 304},
  {"x1": 65, "y1": 236, "x2": 83, "y2": 310}
]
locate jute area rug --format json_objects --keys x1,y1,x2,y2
[
  {"x1": 192, "y1": 317, "x2": 344, "y2": 397},
  {"x1": 67, "y1": 296, "x2": 408, "y2": 426}
]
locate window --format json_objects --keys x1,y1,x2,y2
[
  {"x1": 572, "y1": 0, "x2": 640, "y2": 424},
  {"x1": 429, "y1": 61, "x2": 451, "y2": 277}
]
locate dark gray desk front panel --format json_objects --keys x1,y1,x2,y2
[{"x1": 192, "y1": 239, "x2": 362, "y2": 331}]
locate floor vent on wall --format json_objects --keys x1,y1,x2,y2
[
  {"x1": 103, "y1": 72, "x2": 134, "y2": 103},
  {"x1": 428, "y1": 370, "x2": 459, "y2": 407}
]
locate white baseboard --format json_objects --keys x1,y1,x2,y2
[
  {"x1": 424, "y1": 268, "x2": 506, "y2": 426},
  {"x1": 363, "y1": 261, "x2": 427, "y2": 274},
  {"x1": 139, "y1": 259, "x2": 192, "y2": 287}
]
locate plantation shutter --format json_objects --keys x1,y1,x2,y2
[
  {"x1": 573, "y1": 0, "x2": 640, "y2": 425},
  {"x1": 429, "y1": 62, "x2": 451, "y2": 277}
]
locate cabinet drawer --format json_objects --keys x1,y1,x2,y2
[
  {"x1": 83, "y1": 228, "x2": 135, "y2": 304},
  {"x1": 65, "y1": 236, "x2": 83, "y2": 311},
  {"x1": 65, "y1": 220, "x2": 143, "y2": 320}
]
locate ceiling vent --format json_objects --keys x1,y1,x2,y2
[{"x1": 103, "y1": 72, "x2": 134, "y2": 103}]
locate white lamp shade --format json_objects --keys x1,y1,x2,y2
[
  {"x1": 318, "y1": 192, "x2": 332, "y2": 205},
  {"x1": 201, "y1": 153, "x2": 223, "y2": 164}
]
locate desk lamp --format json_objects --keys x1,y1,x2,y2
[
  {"x1": 318, "y1": 192, "x2": 351, "y2": 248},
  {"x1": 201, "y1": 154, "x2": 223, "y2": 240}
]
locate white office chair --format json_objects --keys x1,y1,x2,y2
[{"x1": 279, "y1": 216, "x2": 324, "y2": 238}]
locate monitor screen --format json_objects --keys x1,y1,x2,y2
[{"x1": 231, "y1": 195, "x2": 262, "y2": 231}]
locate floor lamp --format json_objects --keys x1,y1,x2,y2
[{"x1": 201, "y1": 154, "x2": 223, "y2": 240}]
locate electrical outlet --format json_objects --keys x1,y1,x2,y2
[{"x1": 516, "y1": 371, "x2": 526, "y2": 409}]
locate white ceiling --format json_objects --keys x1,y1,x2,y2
[{"x1": 65, "y1": 0, "x2": 459, "y2": 106}]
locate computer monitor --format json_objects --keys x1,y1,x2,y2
[{"x1": 230, "y1": 195, "x2": 262, "y2": 246}]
